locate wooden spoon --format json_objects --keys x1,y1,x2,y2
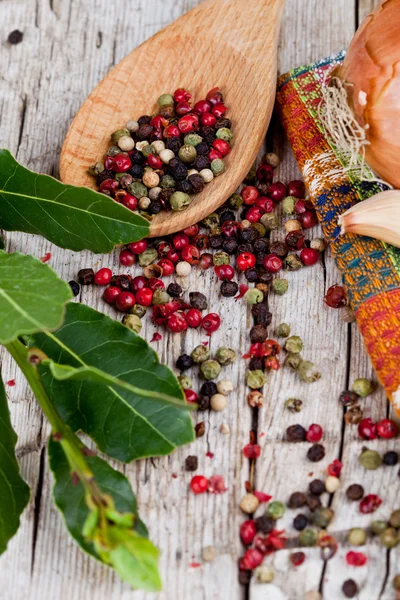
[{"x1": 60, "y1": 0, "x2": 286, "y2": 237}]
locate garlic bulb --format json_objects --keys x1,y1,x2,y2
[{"x1": 339, "y1": 189, "x2": 400, "y2": 247}]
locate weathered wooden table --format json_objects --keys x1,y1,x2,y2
[{"x1": 1, "y1": 0, "x2": 399, "y2": 598}]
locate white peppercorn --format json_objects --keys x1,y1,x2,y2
[
  {"x1": 117, "y1": 135, "x2": 135, "y2": 152},
  {"x1": 176, "y1": 261, "x2": 191, "y2": 277},
  {"x1": 285, "y1": 219, "x2": 302, "y2": 232},
  {"x1": 210, "y1": 393, "x2": 227, "y2": 411},
  {"x1": 142, "y1": 170, "x2": 160, "y2": 189},
  {"x1": 200, "y1": 168, "x2": 214, "y2": 183},
  {"x1": 255, "y1": 566, "x2": 275, "y2": 584},
  {"x1": 148, "y1": 187, "x2": 162, "y2": 201},
  {"x1": 151, "y1": 140, "x2": 165, "y2": 154},
  {"x1": 217, "y1": 380, "x2": 234, "y2": 395},
  {"x1": 325, "y1": 475, "x2": 340, "y2": 493},
  {"x1": 139, "y1": 197, "x2": 151, "y2": 210},
  {"x1": 239, "y1": 493, "x2": 259, "y2": 514},
  {"x1": 135, "y1": 140, "x2": 149, "y2": 152},
  {"x1": 125, "y1": 119, "x2": 139, "y2": 133},
  {"x1": 159, "y1": 149, "x2": 175, "y2": 164}
]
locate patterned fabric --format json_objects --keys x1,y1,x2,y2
[{"x1": 276, "y1": 52, "x2": 400, "y2": 414}]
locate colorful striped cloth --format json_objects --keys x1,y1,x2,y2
[{"x1": 276, "y1": 52, "x2": 400, "y2": 414}]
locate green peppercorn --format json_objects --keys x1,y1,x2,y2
[
  {"x1": 200, "y1": 360, "x2": 222, "y2": 381},
  {"x1": 87, "y1": 162, "x2": 104, "y2": 176},
  {"x1": 282, "y1": 196, "x2": 297, "y2": 215},
  {"x1": 184, "y1": 133, "x2": 203, "y2": 147},
  {"x1": 261, "y1": 212, "x2": 279, "y2": 231},
  {"x1": 170, "y1": 192, "x2": 191, "y2": 211},
  {"x1": 128, "y1": 181, "x2": 148, "y2": 199},
  {"x1": 152, "y1": 289, "x2": 171, "y2": 305},
  {"x1": 138, "y1": 247, "x2": 158, "y2": 266},
  {"x1": 298, "y1": 360, "x2": 322, "y2": 383},
  {"x1": 211, "y1": 158, "x2": 225, "y2": 177},
  {"x1": 285, "y1": 353, "x2": 302, "y2": 370},
  {"x1": 393, "y1": 575, "x2": 400, "y2": 590},
  {"x1": 348, "y1": 527, "x2": 367, "y2": 546},
  {"x1": 213, "y1": 251, "x2": 230, "y2": 266},
  {"x1": 179, "y1": 144, "x2": 197, "y2": 163},
  {"x1": 158, "y1": 93, "x2": 174, "y2": 107},
  {"x1": 252, "y1": 223, "x2": 266, "y2": 237},
  {"x1": 228, "y1": 193, "x2": 243, "y2": 210},
  {"x1": 246, "y1": 369, "x2": 267, "y2": 389},
  {"x1": 284, "y1": 336, "x2": 303, "y2": 354},
  {"x1": 215, "y1": 347, "x2": 236, "y2": 365},
  {"x1": 130, "y1": 304, "x2": 147, "y2": 318},
  {"x1": 272, "y1": 278, "x2": 289, "y2": 296},
  {"x1": 299, "y1": 528, "x2": 317, "y2": 547},
  {"x1": 106, "y1": 145, "x2": 122, "y2": 157},
  {"x1": 178, "y1": 375, "x2": 192, "y2": 390},
  {"x1": 284, "y1": 398, "x2": 303, "y2": 412},
  {"x1": 266, "y1": 501, "x2": 286, "y2": 520},
  {"x1": 352, "y1": 378, "x2": 373, "y2": 397},
  {"x1": 141, "y1": 144, "x2": 153, "y2": 158},
  {"x1": 390, "y1": 510, "x2": 400, "y2": 529},
  {"x1": 371, "y1": 521, "x2": 388, "y2": 535},
  {"x1": 245, "y1": 288, "x2": 264, "y2": 305},
  {"x1": 358, "y1": 449, "x2": 382, "y2": 470},
  {"x1": 191, "y1": 345, "x2": 210, "y2": 364},
  {"x1": 122, "y1": 314, "x2": 142, "y2": 334},
  {"x1": 276, "y1": 323, "x2": 291, "y2": 337},
  {"x1": 216, "y1": 128, "x2": 232, "y2": 143},
  {"x1": 160, "y1": 174, "x2": 176, "y2": 189},
  {"x1": 380, "y1": 528, "x2": 399, "y2": 548},
  {"x1": 111, "y1": 128, "x2": 130, "y2": 144},
  {"x1": 202, "y1": 213, "x2": 220, "y2": 230},
  {"x1": 284, "y1": 253, "x2": 303, "y2": 271},
  {"x1": 312, "y1": 507, "x2": 334, "y2": 528}
]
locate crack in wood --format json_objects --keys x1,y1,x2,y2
[
  {"x1": 16, "y1": 96, "x2": 27, "y2": 158},
  {"x1": 31, "y1": 445, "x2": 46, "y2": 574}
]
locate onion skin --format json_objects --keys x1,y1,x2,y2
[{"x1": 336, "y1": 0, "x2": 400, "y2": 188}]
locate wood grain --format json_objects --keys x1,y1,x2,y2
[{"x1": 59, "y1": 0, "x2": 286, "y2": 237}]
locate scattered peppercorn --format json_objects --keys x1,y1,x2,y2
[
  {"x1": 299, "y1": 528, "x2": 317, "y2": 547},
  {"x1": 293, "y1": 514, "x2": 308, "y2": 531},
  {"x1": 8, "y1": 30, "x2": 23, "y2": 44},
  {"x1": 266, "y1": 501, "x2": 286, "y2": 520},
  {"x1": 342, "y1": 579, "x2": 358, "y2": 598},
  {"x1": 307, "y1": 444, "x2": 325, "y2": 462},
  {"x1": 68, "y1": 280, "x2": 80, "y2": 296},
  {"x1": 346, "y1": 484, "x2": 364, "y2": 501},
  {"x1": 285, "y1": 397, "x2": 303, "y2": 412},
  {"x1": 78, "y1": 268, "x2": 94, "y2": 285},
  {"x1": 383, "y1": 451, "x2": 399, "y2": 466},
  {"x1": 352, "y1": 377, "x2": 373, "y2": 397},
  {"x1": 286, "y1": 424, "x2": 307, "y2": 442},
  {"x1": 176, "y1": 354, "x2": 193, "y2": 371},
  {"x1": 358, "y1": 448, "x2": 382, "y2": 470},
  {"x1": 288, "y1": 492, "x2": 307, "y2": 509},
  {"x1": 195, "y1": 422, "x2": 205, "y2": 437},
  {"x1": 185, "y1": 456, "x2": 198, "y2": 471},
  {"x1": 255, "y1": 515, "x2": 275, "y2": 533}
]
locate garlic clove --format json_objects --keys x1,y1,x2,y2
[{"x1": 339, "y1": 189, "x2": 400, "y2": 248}]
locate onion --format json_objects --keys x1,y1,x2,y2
[{"x1": 325, "y1": 0, "x2": 400, "y2": 188}]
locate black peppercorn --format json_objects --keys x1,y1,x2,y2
[
  {"x1": 195, "y1": 141, "x2": 210, "y2": 155},
  {"x1": 159, "y1": 188, "x2": 175, "y2": 205},
  {"x1": 342, "y1": 579, "x2": 358, "y2": 598},
  {"x1": 286, "y1": 424, "x2": 307, "y2": 442},
  {"x1": 250, "y1": 325, "x2": 268, "y2": 344},
  {"x1": 136, "y1": 123, "x2": 153, "y2": 140},
  {"x1": 383, "y1": 451, "x2": 399, "y2": 466},
  {"x1": 251, "y1": 303, "x2": 272, "y2": 325},
  {"x1": 185, "y1": 456, "x2": 198, "y2": 471},
  {"x1": 68, "y1": 280, "x2": 80, "y2": 297},
  {"x1": 240, "y1": 208, "x2": 249, "y2": 220},
  {"x1": 129, "y1": 164, "x2": 145, "y2": 179},
  {"x1": 200, "y1": 381, "x2": 217, "y2": 396},
  {"x1": 255, "y1": 253, "x2": 266, "y2": 267},
  {"x1": 219, "y1": 210, "x2": 236, "y2": 224},
  {"x1": 307, "y1": 444, "x2": 325, "y2": 462},
  {"x1": 176, "y1": 354, "x2": 193, "y2": 371},
  {"x1": 197, "y1": 396, "x2": 210, "y2": 411},
  {"x1": 176, "y1": 179, "x2": 194, "y2": 194},
  {"x1": 308, "y1": 479, "x2": 325, "y2": 496},
  {"x1": 245, "y1": 268, "x2": 258, "y2": 282},
  {"x1": 96, "y1": 169, "x2": 114, "y2": 185},
  {"x1": 339, "y1": 389, "x2": 359, "y2": 407},
  {"x1": 215, "y1": 117, "x2": 232, "y2": 129},
  {"x1": 240, "y1": 228, "x2": 258, "y2": 244},
  {"x1": 222, "y1": 238, "x2": 238, "y2": 254},
  {"x1": 209, "y1": 235, "x2": 224, "y2": 249},
  {"x1": 293, "y1": 514, "x2": 308, "y2": 531},
  {"x1": 137, "y1": 115, "x2": 152, "y2": 125},
  {"x1": 237, "y1": 243, "x2": 254, "y2": 254},
  {"x1": 189, "y1": 291, "x2": 208, "y2": 311},
  {"x1": 166, "y1": 137, "x2": 182, "y2": 153},
  {"x1": 130, "y1": 149, "x2": 145, "y2": 164},
  {"x1": 201, "y1": 127, "x2": 216, "y2": 145},
  {"x1": 8, "y1": 30, "x2": 24, "y2": 44},
  {"x1": 167, "y1": 283, "x2": 182, "y2": 297},
  {"x1": 168, "y1": 158, "x2": 188, "y2": 181},
  {"x1": 220, "y1": 280, "x2": 239, "y2": 297},
  {"x1": 306, "y1": 494, "x2": 322, "y2": 512},
  {"x1": 148, "y1": 200, "x2": 163, "y2": 214},
  {"x1": 288, "y1": 492, "x2": 307, "y2": 509},
  {"x1": 112, "y1": 275, "x2": 130, "y2": 291},
  {"x1": 78, "y1": 268, "x2": 94, "y2": 285},
  {"x1": 189, "y1": 174, "x2": 205, "y2": 194},
  {"x1": 346, "y1": 484, "x2": 364, "y2": 501},
  {"x1": 253, "y1": 238, "x2": 270, "y2": 254},
  {"x1": 255, "y1": 515, "x2": 275, "y2": 533},
  {"x1": 269, "y1": 241, "x2": 288, "y2": 258},
  {"x1": 249, "y1": 357, "x2": 264, "y2": 371},
  {"x1": 193, "y1": 155, "x2": 211, "y2": 171},
  {"x1": 257, "y1": 271, "x2": 273, "y2": 285}
]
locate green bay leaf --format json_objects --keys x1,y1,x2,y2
[
  {"x1": 33, "y1": 303, "x2": 194, "y2": 462},
  {"x1": 0, "y1": 371, "x2": 30, "y2": 555},
  {"x1": 0, "y1": 150, "x2": 149, "y2": 252},
  {"x1": 0, "y1": 251, "x2": 72, "y2": 344}
]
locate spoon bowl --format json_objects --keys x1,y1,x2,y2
[{"x1": 60, "y1": 0, "x2": 286, "y2": 237}]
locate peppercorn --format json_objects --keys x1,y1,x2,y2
[
  {"x1": 312, "y1": 507, "x2": 334, "y2": 528},
  {"x1": 306, "y1": 495, "x2": 322, "y2": 512},
  {"x1": 223, "y1": 238, "x2": 238, "y2": 255},
  {"x1": 307, "y1": 444, "x2": 325, "y2": 462},
  {"x1": 176, "y1": 261, "x2": 191, "y2": 277},
  {"x1": 380, "y1": 528, "x2": 399, "y2": 548},
  {"x1": 285, "y1": 353, "x2": 302, "y2": 370},
  {"x1": 281, "y1": 195, "x2": 297, "y2": 215},
  {"x1": 217, "y1": 380, "x2": 234, "y2": 395},
  {"x1": 384, "y1": 451, "x2": 399, "y2": 466},
  {"x1": 325, "y1": 475, "x2": 340, "y2": 493},
  {"x1": 249, "y1": 357, "x2": 264, "y2": 371},
  {"x1": 211, "y1": 158, "x2": 225, "y2": 176},
  {"x1": 298, "y1": 360, "x2": 322, "y2": 383},
  {"x1": 255, "y1": 515, "x2": 275, "y2": 533},
  {"x1": 344, "y1": 405, "x2": 364, "y2": 425},
  {"x1": 309, "y1": 479, "x2": 325, "y2": 496},
  {"x1": 160, "y1": 174, "x2": 176, "y2": 189},
  {"x1": 358, "y1": 448, "x2": 382, "y2": 470},
  {"x1": 251, "y1": 303, "x2": 271, "y2": 325},
  {"x1": 200, "y1": 381, "x2": 217, "y2": 396},
  {"x1": 240, "y1": 493, "x2": 259, "y2": 514},
  {"x1": 170, "y1": 191, "x2": 191, "y2": 211},
  {"x1": 213, "y1": 251, "x2": 230, "y2": 266},
  {"x1": 220, "y1": 280, "x2": 239, "y2": 297},
  {"x1": 209, "y1": 235, "x2": 224, "y2": 249},
  {"x1": 272, "y1": 278, "x2": 288, "y2": 296},
  {"x1": 270, "y1": 241, "x2": 288, "y2": 258},
  {"x1": 293, "y1": 514, "x2": 308, "y2": 531},
  {"x1": 195, "y1": 422, "x2": 205, "y2": 437},
  {"x1": 185, "y1": 456, "x2": 198, "y2": 471},
  {"x1": 188, "y1": 291, "x2": 207, "y2": 311},
  {"x1": 346, "y1": 484, "x2": 364, "y2": 501},
  {"x1": 286, "y1": 424, "x2": 307, "y2": 442},
  {"x1": 342, "y1": 580, "x2": 358, "y2": 598},
  {"x1": 260, "y1": 212, "x2": 279, "y2": 231},
  {"x1": 390, "y1": 510, "x2": 400, "y2": 529},
  {"x1": 299, "y1": 528, "x2": 317, "y2": 547},
  {"x1": 284, "y1": 335, "x2": 303, "y2": 353},
  {"x1": 228, "y1": 193, "x2": 243, "y2": 210},
  {"x1": 275, "y1": 323, "x2": 290, "y2": 337},
  {"x1": 167, "y1": 283, "x2": 182, "y2": 297},
  {"x1": 247, "y1": 390, "x2": 264, "y2": 408},
  {"x1": 138, "y1": 247, "x2": 158, "y2": 266},
  {"x1": 339, "y1": 390, "x2": 358, "y2": 406},
  {"x1": 249, "y1": 325, "x2": 268, "y2": 344},
  {"x1": 352, "y1": 378, "x2": 373, "y2": 397},
  {"x1": 245, "y1": 288, "x2": 264, "y2": 305},
  {"x1": 8, "y1": 29, "x2": 24, "y2": 44},
  {"x1": 200, "y1": 360, "x2": 222, "y2": 380},
  {"x1": 188, "y1": 172, "x2": 206, "y2": 195},
  {"x1": 122, "y1": 314, "x2": 142, "y2": 334},
  {"x1": 210, "y1": 393, "x2": 227, "y2": 411},
  {"x1": 178, "y1": 375, "x2": 192, "y2": 390},
  {"x1": 191, "y1": 345, "x2": 211, "y2": 364},
  {"x1": 78, "y1": 268, "x2": 94, "y2": 285},
  {"x1": 266, "y1": 501, "x2": 285, "y2": 520},
  {"x1": 348, "y1": 527, "x2": 367, "y2": 546},
  {"x1": 246, "y1": 369, "x2": 267, "y2": 389},
  {"x1": 215, "y1": 347, "x2": 236, "y2": 365},
  {"x1": 176, "y1": 354, "x2": 193, "y2": 371},
  {"x1": 152, "y1": 289, "x2": 171, "y2": 305},
  {"x1": 371, "y1": 520, "x2": 388, "y2": 535},
  {"x1": 197, "y1": 396, "x2": 210, "y2": 411},
  {"x1": 284, "y1": 253, "x2": 303, "y2": 270},
  {"x1": 176, "y1": 179, "x2": 194, "y2": 194},
  {"x1": 130, "y1": 304, "x2": 147, "y2": 318},
  {"x1": 285, "y1": 398, "x2": 303, "y2": 412},
  {"x1": 288, "y1": 492, "x2": 307, "y2": 509},
  {"x1": 254, "y1": 566, "x2": 274, "y2": 584},
  {"x1": 68, "y1": 280, "x2": 80, "y2": 297}
]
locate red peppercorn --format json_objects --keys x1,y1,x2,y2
[
  {"x1": 327, "y1": 459, "x2": 343, "y2": 478},
  {"x1": 268, "y1": 181, "x2": 287, "y2": 203},
  {"x1": 240, "y1": 549, "x2": 264, "y2": 571},
  {"x1": 243, "y1": 444, "x2": 261, "y2": 459},
  {"x1": 256, "y1": 163, "x2": 274, "y2": 184},
  {"x1": 186, "y1": 308, "x2": 202, "y2": 328},
  {"x1": 346, "y1": 551, "x2": 367, "y2": 567},
  {"x1": 240, "y1": 520, "x2": 257, "y2": 545},
  {"x1": 300, "y1": 248, "x2": 320, "y2": 266},
  {"x1": 157, "y1": 241, "x2": 171, "y2": 257},
  {"x1": 200, "y1": 112, "x2": 217, "y2": 127},
  {"x1": 119, "y1": 249, "x2": 136, "y2": 267},
  {"x1": 104, "y1": 156, "x2": 114, "y2": 170},
  {"x1": 166, "y1": 249, "x2": 180, "y2": 263},
  {"x1": 150, "y1": 115, "x2": 168, "y2": 129},
  {"x1": 377, "y1": 418, "x2": 399, "y2": 439},
  {"x1": 99, "y1": 178, "x2": 119, "y2": 194},
  {"x1": 94, "y1": 267, "x2": 112, "y2": 286},
  {"x1": 147, "y1": 154, "x2": 163, "y2": 170},
  {"x1": 190, "y1": 475, "x2": 209, "y2": 494},
  {"x1": 181, "y1": 245, "x2": 200, "y2": 264},
  {"x1": 306, "y1": 424, "x2": 323, "y2": 443},
  {"x1": 208, "y1": 148, "x2": 222, "y2": 161},
  {"x1": 290, "y1": 552, "x2": 306, "y2": 567},
  {"x1": 199, "y1": 253, "x2": 213, "y2": 270},
  {"x1": 122, "y1": 194, "x2": 138, "y2": 211},
  {"x1": 324, "y1": 284, "x2": 348, "y2": 309},
  {"x1": 148, "y1": 278, "x2": 165, "y2": 291},
  {"x1": 241, "y1": 186, "x2": 259, "y2": 205},
  {"x1": 184, "y1": 389, "x2": 198, "y2": 403},
  {"x1": 212, "y1": 138, "x2": 231, "y2": 157},
  {"x1": 212, "y1": 103, "x2": 227, "y2": 118},
  {"x1": 221, "y1": 221, "x2": 241, "y2": 237},
  {"x1": 236, "y1": 252, "x2": 256, "y2": 271},
  {"x1": 135, "y1": 287, "x2": 153, "y2": 306},
  {"x1": 183, "y1": 224, "x2": 199, "y2": 237},
  {"x1": 174, "y1": 88, "x2": 191, "y2": 103},
  {"x1": 288, "y1": 180, "x2": 306, "y2": 198},
  {"x1": 173, "y1": 233, "x2": 189, "y2": 249},
  {"x1": 214, "y1": 264, "x2": 235, "y2": 280},
  {"x1": 299, "y1": 210, "x2": 318, "y2": 229},
  {"x1": 194, "y1": 99, "x2": 211, "y2": 114},
  {"x1": 158, "y1": 258, "x2": 175, "y2": 277},
  {"x1": 178, "y1": 114, "x2": 199, "y2": 133},
  {"x1": 359, "y1": 494, "x2": 382, "y2": 514},
  {"x1": 129, "y1": 240, "x2": 148, "y2": 254},
  {"x1": 176, "y1": 100, "x2": 192, "y2": 116},
  {"x1": 116, "y1": 291, "x2": 135, "y2": 312},
  {"x1": 163, "y1": 124, "x2": 180, "y2": 138},
  {"x1": 357, "y1": 418, "x2": 377, "y2": 441},
  {"x1": 201, "y1": 313, "x2": 221, "y2": 334},
  {"x1": 294, "y1": 199, "x2": 311, "y2": 214},
  {"x1": 112, "y1": 153, "x2": 132, "y2": 172},
  {"x1": 255, "y1": 196, "x2": 274, "y2": 213},
  {"x1": 167, "y1": 312, "x2": 188, "y2": 333},
  {"x1": 246, "y1": 206, "x2": 264, "y2": 223},
  {"x1": 206, "y1": 87, "x2": 223, "y2": 105},
  {"x1": 263, "y1": 254, "x2": 282, "y2": 273},
  {"x1": 130, "y1": 275, "x2": 147, "y2": 293},
  {"x1": 285, "y1": 230, "x2": 305, "y2": 250},
  {"x1": 103, "y1": 286, "x2": 121, "y2": 305}
]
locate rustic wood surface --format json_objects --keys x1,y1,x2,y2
[{"x1": 0, "y1": 1, "x2": 399, "y2": 599}]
